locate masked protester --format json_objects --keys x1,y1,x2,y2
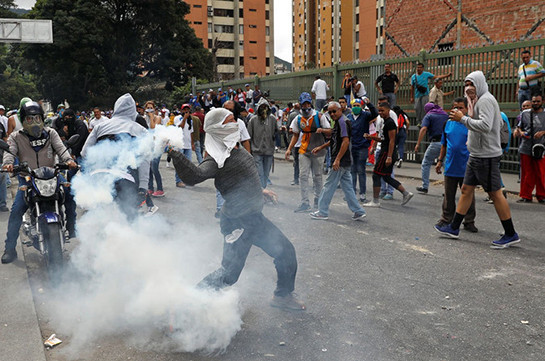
[
  {"x1": 1, "y1": 101, "x2": 78, "y2": 264},
  {"x1": 169, "y1": 108, "x2": 305, "y2": 311},
  {"x1": 54, "y1": 108, "x2": 89, "y2": 181}
]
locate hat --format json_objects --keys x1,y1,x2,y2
[
  {"x1": 351, "y1": 99, "x2": 363, "y2": 106},
  {"x1": 218, "y1": 87, "x2": 222, "y2": 92},
  {"x1": 136, "y1": 102, "x2": 143, "y2": 109},
  {"x1": 0, "y1": 105, "x2": 4, "y2": 110},
  {"x1": 57, "y1": 103, "x2": 65, "y2": 109},
  {"x1": 181, "y1": 104, "x2": 191, "y2": 109},
  {"x1": 248, "y1": 108, "x2": 254, "y2": 113},
  {"x1": 299, "y1": 92, "x2": 313, "y2": 105},
  {"x1": 160, "y1": 108, "x2": 166, "y2": 113},
  {"x1": 245, "y1": 83, "x2": 250, "y2": 87}
]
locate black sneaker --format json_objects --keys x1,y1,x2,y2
[
  {"x1": 270, "y1": 293, "x2": 306, "y2": 311},
  {"x1": 294, "y1": 203, "x2": 311, "y2": 213},
  {"x1": 416, "y1": 186, "x2": 428, "y2": 194},
  {"x1": 1, "y1": 249, "x2": 17, "y2": 264},
  {"x1": 463, "y1": 223, "x2": 479, "y2": 233},
  {"x1": 516, "y1": 198, "x2": 532, "y2": 203}
]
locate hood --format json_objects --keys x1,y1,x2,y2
[
  {"x1": 111, "y1": 93, "x2": 137, "y2": 123},
  {"x1": 424, "y1": 102, "x2": 447, "y2": 115},
  {"x1": 464, "y1": 71, "x2": 489, "y2": 98},
  {"x1": 256, "y1": 97, "x2": 270, "y2": 110}
]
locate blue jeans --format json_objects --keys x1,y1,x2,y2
[
  {"x1": 397, "y1": 128, "x2": 407, "y2": 160},
  {"x1": 175, "y1": 148, "x2": 192, "y2": 184},
  {"x1": 5, "y1": 175, "x2": 76, "y2": 250},
  {"x1": 384, "y1": 92, "x2": 396, "y2": 107},
  {"x1": 375, "y1": 148, "x2": 394, "y2": 194},
  {"x1": 518, "y1": 88, "x2": 531, "y2": 110},
  {"x1": 253, "y1": 154, "x2": 273, "y2": 189},
  {"x1": 351, "y1": 147, "x2": 368, "y2": 196},
  {"x1": 194, "y1": 141, "x2": 203, "y2": 164},
  {"x1": 0, "y1": 172, "x2": 8, "y2": 208},
  {"x1": 421, "y1": 141, "x2": 442, "y2": 189},
  {"x1": 216, "y1": 189, "x2": 224, "y2": 211},
  {"x1": 317, "y1": 166, "x2": 366, "y2": 217},
  {"x1": 148, "y1": 155, "x2": 163, "y2": 191}
]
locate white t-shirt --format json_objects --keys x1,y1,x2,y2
[
  {"x1": 0, "y1": 115, "x2": 8, "y2": 134},
  {"x1": 355, "y1": 81, "x2": 367, "y2": 98},
  {"x1": 311, "y1": 79, "x2": 329, "y2": 100},
  {"x1": 289, "y1": 118, "x2": 303, "y2": 148},
  {"x1": 237, "y1": 119, "x2": 251, "y2": 142},
  {"x1": 174, "y1": 115, "x2": 194, "y2": 149},
  {"x1": 88, "y1": 116, "x2": 107, "y2": 130}
]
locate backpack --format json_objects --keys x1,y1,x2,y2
[{"x1": 499, "y1": 112, "x2": 511, "y2": 152}]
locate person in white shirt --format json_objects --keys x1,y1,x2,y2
[
  {"x1": 311, "y1": 75, "x2": 330, "y2": 112},
  {"x1": 173, "y1": 104, "x2": 194, "y2": 187},
  {"x1": 351, "y1": 76, "x2": 367, "y2": 100},
  {"x1": 88, "y1": 107, "x2": 108, "y2": 131}
]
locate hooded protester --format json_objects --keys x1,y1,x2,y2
[
  {"x1": 55, "y1": 108, "x2": 89, "y2": 159},
  {"x1": 1, "y1": 101, "x2": 78, "y2": 264},
  {"x1": 247, "y1": 97, "x2": 279, "y2": 188},
  {"x1": 414, "y1": 103, "x2": 449, "y2": 193},
  {"x1": 169, "y1": 108, "x2": 305, "y2": 311},
  {"x1": 81, "y1": 93, "x2": 151, "y2": 219},
  {"x1": 436, "y1": 71, "x2": 519, "y2": 249}
]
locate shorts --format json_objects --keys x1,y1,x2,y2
[
  {"x1": 463, "y1": 156, "x2": 502, "y2": 192},
  {"x1": 374, "y1": 150, "x2": 397, "y2": 176}
]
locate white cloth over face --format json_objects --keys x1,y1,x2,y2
[{"x1": 203, "y1": 108, "x2": 240, "y2": 168}]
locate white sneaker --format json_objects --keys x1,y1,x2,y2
[
  {"x1": 166, "y1": 162, "x2": 171, "y2": 168},
  {"x1": 145, "y1": 205, "x2": 159, "y2": 217},
  {"x1": 363, "y1": 201, "x2": 380, "y2": 207}
]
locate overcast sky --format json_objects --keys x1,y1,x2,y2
[{"x1": 14, "y1": 0, "x2": 293, "y2": 63}]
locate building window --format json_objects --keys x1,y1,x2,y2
[
  {"x1": 240, "y1": 57, "x2": 244, "y2": 65},
  {"x1": 265, "y1": 26, "x2": 270, "y2": 36},
  {"x1": 208, "y1": 23, "x2": 212, "y2": 33},
  {"x1": 355, "y1": 32, "x2": 359, "y2": 42},
  {"x1": 249, "y1": 40, "x2": 257, "y2": 44},
  {"x1": 266, "y1": 10, "x2": 269, "y2": 20},
  {"x1": 249, "y1": 24, "x2": 257, "y2": 29},
  {"x1": 266, "y1": 58, "x2": 270, "y2": 66},
  {"x1": 239, "y1": 25, "x2": 244, "y2": 34},
  {"x1": 250, "y1": 56, "x2": 257, "y2": 60},
  {"x1": 217, "y1": 57, "x2": 235, "y2": 65},
  {"x1": 194, "y1": 4, "x2": 202, "y2": 8},
  {"x1": 194, "y1": 21, "x2": 202, "y2": 25},
  {"x1": 214, "y1": 25, "x2": 234, "y2": 33},
  {"x1": 239, "y1": 9, "x2": 243, "y2": 17},
  {"x1": 214, "y1": 8, "x2": 234, "y2": 17}
]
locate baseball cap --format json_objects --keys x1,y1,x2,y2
[
  {"x1": 351, "y1": 99, "x2": 363, "y2": 106},
  {"x1": 0, "y1": 105, "x2": 5, "y2": 110},
  {"x1": 299, "y1": 92, "x2": 313, "y2": 105},
  {"x1": 181, "y1": 104, "x2": 191, "y2": 109}
]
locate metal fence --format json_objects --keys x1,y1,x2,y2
[{"x1": 196, "y1": 39, "x2": 545, "y2": 173}]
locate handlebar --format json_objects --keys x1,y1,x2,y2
[{"x1": 0, "y1": 162, "x2": 79, "y2": 174}]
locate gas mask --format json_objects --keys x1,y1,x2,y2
[{"x1": 23, "y1": 115, "x2": 44, "y2": 138}]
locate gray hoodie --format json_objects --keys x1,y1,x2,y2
[
  {"x1": 81, "y1": 93, "x2": 150, "y2": 189},
  {"x1": 460, "y1": 71, "x2": 503, "y2": 158},
  {"x1": 247, "y1": 97, "x2": 278, "y2": 155}
]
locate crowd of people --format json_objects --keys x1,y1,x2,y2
[{"x1": 0, "y1": 49, "x2": 544, "y2": 312}]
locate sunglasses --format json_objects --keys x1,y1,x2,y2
[{"x1": 328, "y1": 110, "x2": 339, "y2": 115}]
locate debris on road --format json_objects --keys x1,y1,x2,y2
[{"x1": 44, "y1": 334, "x2": 62, "y2": 348}]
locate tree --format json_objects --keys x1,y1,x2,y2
[{"x1": 17, "y1": 0, "x2": 212, "y2": 108}]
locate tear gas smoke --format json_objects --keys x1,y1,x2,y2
[{"x1": 49, "y1": 125, "x2": 242, "y2": 356}]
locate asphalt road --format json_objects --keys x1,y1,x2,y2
[{"x1": 4, "y1": 156, "x2": 545, "y2": 361}]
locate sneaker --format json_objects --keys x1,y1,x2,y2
[
  {"x1": 416, "y1": 186, "x2": 428, "y2": 194},
  {"x1": 491, "y1": 233, "x2": 520, "y2": 249},
  {"x1": 270, "y1": 293, "x2": 306, "y2": 311},
  {"x1": 359, "y1": 195, "x2": 366, "y2": 202},
  {"x1": 147, "y1": 189, "x2": 154, "y2": 195},
  {"x1": 397, "y1": 159, "x2": 403, "y2": 168},
  {"x1": 352, "y1": 212, "x2": 366, "y2": 221},
  {"x1": 152, "y1": 190, "x2": 165, "y2": 197},
  {"x1": 463, "y1": 223, "x2": 479, "y2": 233},
  {"x1": 382, "y1": 194, "x2": 393, "y2": 200},
  {"x1": 435, "y1": 220, "x2": 448, "y2": 228},
  {"x1": 176, "y1": 182, "x2": 186, "y2": 188},
  {"x1": 538, "y1": 199, "x2": 545, "y2": 204},
  {"x1": 484, "y1": 196, "x2": 494, "y2": 204},
  {"x1": 166, "y1": 162, "x2": 171, "y2": 168},
  {"x1": 434, "y1": 223, "x2": 459, "y2": 239},
  {"x1": 0, "y1": 206, "x2": 9, "y2": 212},
  {"x1": 363, "y1": 201, "x2": 380, "y2": 207},
  {"x1": 145, "y1": 205, "x2": 159, "y2": 217},
  {"x1": 290, "y1": 180, "x2": 299, "y2": 186},
  {"x1": 401, "y1": 192, "x2": 414, "y2": 206},
  {"x1": 516, "y1": 198, "x2": 532, "y2": 203},
  {"x1": 309, "y1": 211, "x2": 328, "y2": 220},
  {"x1": 1, "y1": 248, "x2": 17, "y2": 264},
  {"x1": 378, "y1": 192, "x2": 386, "y2": 199},
  {"x1": 294, "y1": 203, "x2": 311, "y2": 213}
]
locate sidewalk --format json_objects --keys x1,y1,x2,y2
[{"x1": 273, "y1": 152, "x2": 520, "y2": 195}]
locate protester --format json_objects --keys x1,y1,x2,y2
[
  {"x1": 169, "y1": 108, "x2": 305, "y2": 311},
  {"x1": 173, "y1": 104, "x2": 194, "y2": 188},
  {"x1": 341, "y1": 72, "x2": 352, "y2": 104}
]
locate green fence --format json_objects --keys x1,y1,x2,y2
[{"x1": 196, "y1": 39, "x2": 545, "y2": 173}]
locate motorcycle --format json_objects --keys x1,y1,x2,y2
[{"x1": 0, "y1": 135, "x2": 79, "y2": 282}]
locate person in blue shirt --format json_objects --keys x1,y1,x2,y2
[
  {"x1": 410, "y1": 62, "x2": 451, "y2": 124},
  {"x1": 414, "y1": 103, "x2": 449, "y2": 193},
  {"x1": 434, "y1": 98, "x2": 477, "y2": 233},
  {"x1": 347, "y1": 98, "x2": 378, "y2": 202}
]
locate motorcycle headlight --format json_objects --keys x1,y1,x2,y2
[{"x1": 34, "y1": 178, "x2": 57, "y2": 197}]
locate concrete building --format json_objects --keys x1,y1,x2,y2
[
  {"x1": 292, "y1": 0, "x2": 385, "y2": 71},
  {"x1": 185, "y1": 0, "x2": 274, "y2": 80},
  {"x1": 384, "y1": 0, "x2": 545, "y2": 57}
]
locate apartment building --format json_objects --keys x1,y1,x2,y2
[
  {"x1": 293, "y1": 0, "x2": 385, "y2": 71},
  {"x1": 185, "y1": 0, "x2": 275, "y2": 80}
]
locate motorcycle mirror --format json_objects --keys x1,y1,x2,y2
[
  {"x1": 66, "y1": 134, "x2": 80, "y2": 148},
  {"x1": 0, "y1": 139, "x2": 9, "y2": 152}
]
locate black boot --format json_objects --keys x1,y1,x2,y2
[{"x1": 1, "y1": 248, "x2": 17, "y2": 264}]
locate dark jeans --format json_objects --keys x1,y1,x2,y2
[
  {"x1": 199, "y1": 212, "x2": 297, "y2": 297},
  {"x1": 440, "y1": 176, "x2": 476, "y2": 225},
  {"x1": 397, "y1": 128, "x2": 407, "y2": 160},
  {"x1": 148, "y1": 156, "x2": 163, "y2": 191},
  {"x1": 5, "y1": 175, "x2": 76, "y2": 250},
  {"x1": 351, "y1": 147, "x2": 368, "y2": 196},
  {"x1": 293, "y1": 146, "x2": 300, "y2": 182},
  {"x1": 114, "y1": 178, "x2": 140, "y2": 220}
]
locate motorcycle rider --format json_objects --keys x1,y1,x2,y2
[
  {"x1": 81, "y1": 93, "x2": 150, "y2": 219},
  {"x1": 1, "y1": 101, "x2": 78, "y2": 264}
]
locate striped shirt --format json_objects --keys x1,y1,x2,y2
[{"x1": 518, "y1": 59, "x2": 545, "y2": 88}]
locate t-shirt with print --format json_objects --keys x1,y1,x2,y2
[
  {"x1": 380, "y1": 117, "x2": 397, "y2": 154},
  {"x1": 290, "y1": 110, "x2": 330, "y2": 156},
  {"x1": 412, "y1": 71, "x2": 434, "y2": 98},
  {"x1": 331, "y1": 114, "x2": 352, "y2": 168},
  {"x1": 441, "y1": 120, "x2": 470, "y2": 178},
  {"x1": 517, "y1": 110, "x2": 545, "y2": 156}
]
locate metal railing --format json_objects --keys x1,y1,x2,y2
[{"x1": 196, "y1": 39, "x2": 545, "y2": 173}]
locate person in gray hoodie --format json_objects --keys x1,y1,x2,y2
[
  {"x1": 247, "y1": 97, "x2": 278, "y2": 188},
  {"x1": 434, "y1": 71, "x2": 519, "y2": 249}
]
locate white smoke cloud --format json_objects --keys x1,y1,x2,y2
[{"x1": 47, "y1": 125, "x2": 242, "y2": 357}]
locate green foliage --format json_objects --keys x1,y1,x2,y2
[
  {"x1": 0, "y1": 45, "x2": 39, "y2": 109},
  {"x1": 16, "y1": 0, "x2": 212, "y2": 108}
]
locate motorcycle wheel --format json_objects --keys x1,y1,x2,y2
[{"x1": 43, "y1": 223, "x2": 64, "y2": 285}]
